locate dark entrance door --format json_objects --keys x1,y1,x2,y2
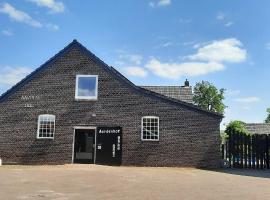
[
  {"x1": 74, "y1": 129, "x2": 95, "y2": 164},
  {"x1": 96, "y1": 127, "x2": 122, "y2": 166}
]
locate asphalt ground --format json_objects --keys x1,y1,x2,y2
[{"x1": 0, "y1": 165, "x2": 270, "y2": 200}]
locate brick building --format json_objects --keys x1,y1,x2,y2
[{"x1": 0, "y1": 40, "x2": 222, "y2": 168}]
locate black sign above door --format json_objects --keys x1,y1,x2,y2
[{"x1": 96, "y1": 127, "x2": 122, "y2": 166}]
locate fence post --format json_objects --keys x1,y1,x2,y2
[
  {"x1": 252, "y1": 135, "x2": 256, "y2": 169},
  {"x1": 232, "y1": 132, "x2": 235, "y2": 168},
  {"x1": 261, "y1": 135, "x2": 264, "y2": 169},
  {"x1": 266, "y1": 135, "x2": 270, "y2": 169},
  {"x1": 240, "y1": 134, "x2": 243, "y2": 168},
  {"x1": 248, "y1": 134, "x2": 251, "y2": 169},
  {"x1": 228, "y1": 132, "x2": 231, "y2": 167},
  {"x1": 236, "y1": 133, "x2": 239, "y2": 168},
  {"x1": 244, "y1": 134, "x2": 247, "y2": 168},
  {"x1": 256, "y1": 135, "x2": 260, "y2": 169},
  {"x1": 221, "y1": 144, "x2": 225, "y2": 159}
]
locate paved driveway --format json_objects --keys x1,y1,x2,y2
[{"x1": 0, "y1": 165, "x2": 270, "y2": 200}]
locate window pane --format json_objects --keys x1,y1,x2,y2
[
  {"x1": 38, "y1": 115, "x2": 55, "y2": 139},
  {"x1": 142, "y1": 117, "x2": 159, "y2": 141},
  {"x1": 47, "y1": 115, "x2": 55, "y2": 121},
  {"x1": 77, "y1": 77, "x2": 96, "y2": 97},
  {"x1": 40, "y1": 115, "x2": 46, "y2": 121}
]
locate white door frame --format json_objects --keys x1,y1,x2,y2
[{"x1": 72, "y1": 126, "x2": 97, "y2": 164}]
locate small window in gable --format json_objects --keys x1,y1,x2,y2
[
  {"x1": 37, "y1": 114, "x2": 55, "y2": 139},
  {"x1": 141, "y1": 116, "x2": 159, "y2": 141},
  {"x1": 75, "y1": 75, "x2": 98, "y2": 100}
]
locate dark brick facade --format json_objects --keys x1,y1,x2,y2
[{"x1": 0, "y1": 41, "x2": 222, "y2": 168}]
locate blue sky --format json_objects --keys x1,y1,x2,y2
[{"x1": 0, "y1": 0, "x2": 269, "y2": 129}]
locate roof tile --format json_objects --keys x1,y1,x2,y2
[
  {"x1": 140, "y1": 86, "x2": 193, "y2": 104},
  {"x1": 244, "y1": 123, "x2": 270, "y2": 135}
]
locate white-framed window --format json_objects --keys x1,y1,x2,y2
[
  {"x1": 37, "y1": 114, "x2": 55, "y2": 139},
  {"x1": 141, "y1": 116, "x2": 159, "y2": 141},
  {"x1": 75, "y1": 75, "x2": 98, "y2": 100}
]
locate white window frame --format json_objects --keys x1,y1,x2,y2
[
  {"x1": 75, "y1": 75, "x2": 98, "y2": 100},
  {"x1": 141, "y1": 116, "x2": 159, "y2": 141},
  {"x1": 37, "y1": 114, "x2": 56, "y2": 139}
]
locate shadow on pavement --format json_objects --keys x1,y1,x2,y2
[{"x1": 208, "y1": 168, "x2": 270, "y2": 179}]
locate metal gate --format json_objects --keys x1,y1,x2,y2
[{"x1": 222, "y1": 132, "x2": 270, "y2": 169}]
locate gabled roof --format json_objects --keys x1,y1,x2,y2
[
  {"x1": 0, "y1": 40, "x2": 223, "y2": 119},
  {"x1": 244, "y1": 123, "x2": 270, "y2": 135},
  {"x1": 140, "y1": 86, "x2": 193, "y2": 104}
]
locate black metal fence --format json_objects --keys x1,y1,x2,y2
[{"x1": 222, "y1": 132, "x2": 270, "y2": 169}]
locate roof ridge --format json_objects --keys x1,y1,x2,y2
[
  {"x1": 140, "y1": 85, "x2": 183, "y2": 87},
  {"x1": 140, "y1": 85, "x2": 192, "y2": 89}
]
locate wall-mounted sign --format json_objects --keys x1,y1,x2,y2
[
  {"x1": 21, "y1": 95, "x2": 41, "y2": 108},
  {"x1": 24, "y1": 103, "x2": 34, "y2": 108},
  {"x1": 21, "y1": 95, "x2": 40, "y2": 100},
  {"x1": 98, "y1": 128, "x2": 121, "y2": 134}
]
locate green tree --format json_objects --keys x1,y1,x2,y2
[
  {"x1": 265, "y1": 108, "x2": 270, "y2": 123},
  {"x1": 225, "y1": 120, "x2": 250, "y2": 135},
  {"x1": 193, "y1": 81, "x2": 226, "y2": 114}
]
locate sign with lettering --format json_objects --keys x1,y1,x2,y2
[
  {"x1": 21, "y1": 95, "x2": 41, "y2": 108},
  {"x1": 98, "y1": 128, "x2": 121, "y2": 134},
  {"x1": 96, "y1": 127, "x2": 122, "y2": 165},
  {"x1": 21, "y1": 95, "x2": 40, "y2": 100}
]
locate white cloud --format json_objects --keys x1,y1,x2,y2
[
  {"x1": 0, "y1": 66, "x2": 32, "y2": 85},
  {"x1": 179, "y1": 18, "x2": 192, "y2": 24},
  {"x1": 149, "y1": 2, "x2": 155, "y2": 7},
  {"x1": 0, "y1": 3, "x2": 60, "y2": 31},
  {"x1": 27, "y1": 0, "x2": 65, "y2": 13},
  {"x1": 192, "y1": 42, "x2": 209, "y2": 49},
  {"x1": 116, "y1": 51, "x2": 143, "y2": 65},
  {"x1": 1, "y1": 29, "x2": 13, "y2": 36},
  {"x1": 216, "y1": 12, "x2": 234, "y2": 27},
  {"x1": 149, "y1": 0, "x2": 171, "y2": 7},
  {"x1": 146, "y1": 38, "x2": 246, "y2": 79},
  {"x1": 116, "y1": 38, "x2": 246, "y2": 80},
  {"x1": 145, "y1": 58, "x2": 224, "y2": 79},
  {"x1": 188, "y1": 38, "x2": 247, "y2": 63},
  {"x1": 217, "y1": 12, "x2": 225, "y2": 20},
  {"x1": 182, "y1": 41, "x2": 196, "y2": 46},
  {"x1": 46, "y1": 23, "x2": 59, "y2": 31},
  {"x1": 154, "y1": 41, "x2": 177, "y2": 49},
  {"x1": 225, "y1": 21, "x2": 234, "y2": 27},
  {"x1": 161, "y1": 42, "x2": 173, "y2": 47},
  {"x1": 123, "y1": 54, "x2": 142, "y2": 65},
  {"x1": 123, "y1": 66, "x2": 148, "y2": 78},
  {"x1": 226, "y1": 89, "x2": 240, "y2": 96},
  {"x1": 0, "y1": 3, "x2": 42, "y2": 28},
  {"x1": 234, "y1": 97, "x2": 260, "y2": 103},
  {"x1": 158, "y1": 0, "x2": 171, "y2": 6}
]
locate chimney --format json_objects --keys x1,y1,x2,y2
[
  {"x1": 183, "y1": 79, "x2": 190, "y2": 87},
  {"x1": 180, "y1": 79, "x2": 193, "y2": 103}
]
